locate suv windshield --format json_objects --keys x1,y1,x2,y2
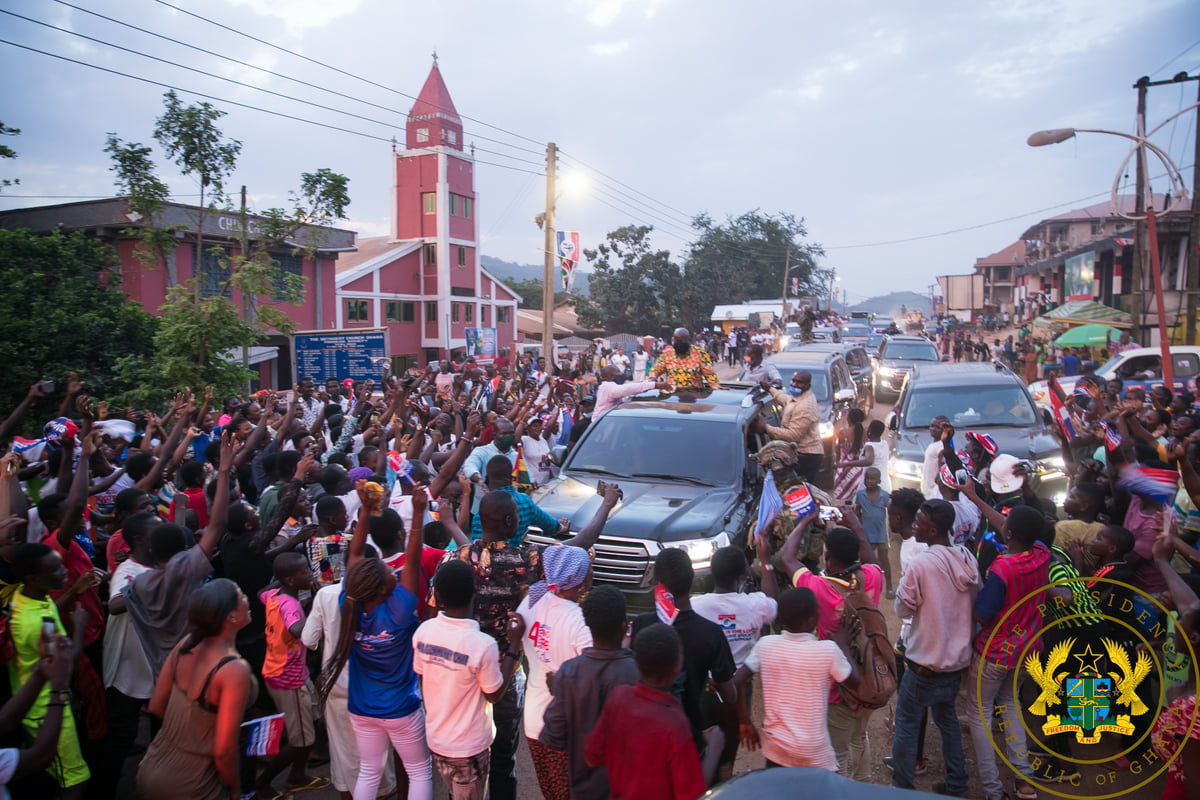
[
  {"x1": 903, "y1": 385, "x2": 1039, "y2": 428},
  {"x1": 566, "y1": 415, "x2": 738, "y2": 486},
  {"x1": 883, "y1": 341, "x2": 940, "y2": 360},
  {"x1": 841, "y1": 324, "x2": 870, "y2": 338}
]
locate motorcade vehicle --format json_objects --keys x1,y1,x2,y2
[
  {"x1": 870, "y1": 317, "x2": 896, "y2": 334},
  {"x1": 872, "y1": 334, "x2": 941, "y2": 401},
  {"x1": 1028, "y1": 345, "x2": 1200, "y2": 408},
  {"x1": 532, "y1": 387, "x2": 776, "y2": 615},
  {"x1": 887, "y1": 361, "x2": 1068, "y2": 506},
  {"x1": 839, "y1": 322, "x2": 872, "y2": 343}
]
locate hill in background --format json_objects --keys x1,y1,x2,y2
[{"x1": 847, "y1": 290, "x2": 930, "y2": 318}]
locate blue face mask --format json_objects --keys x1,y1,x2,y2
[{"x1": 787, "y1": 386, "x2": 804, "y2": 396}]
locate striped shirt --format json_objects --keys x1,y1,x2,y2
[
  {"x1": 1045, "y1": 547, "x2": 1103, "y2": 629},
  {"x1": 974, "y1": 543, "x2": 1050, "y2": 668},
  {"x1": 743, "y1": 631, "x2": 851, "y2": 770}
]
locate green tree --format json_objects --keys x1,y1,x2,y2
[
  {"x1": 105, "y1": 134, "x2": 181, "y2": 284},
  {"x1": 0, "y1": 229, "x2": 158, "y2": 425},
  {"x1": 153, "y1": 90, "x2": 241, "y2": 301},
  {"x1": 679, "y1": 210, "x2": 826, "y2": 330},
  {"x1": 109, "y1": 92, "x2": 350, "y2": 404},
  {"x1": 574, "y1": 225, "x2": 682, "y2": 333},
  {"x1": 1, "y1": 120, "x2": 19, "y2": 191}
]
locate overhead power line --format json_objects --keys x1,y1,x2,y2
[{"x1": 151, "y1": 0, "x2": 546, "y2": 149}]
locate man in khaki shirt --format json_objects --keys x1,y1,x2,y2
[{"x1": 751, "y1": 371, "x2": 824, "y2": 481}]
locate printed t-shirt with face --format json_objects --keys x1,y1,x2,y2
[
  {"x1": 343, "y1": 582, "x2": 422, "y2": 719},
  {"x1": 412, "y1": 613, "x2": 504, "y2": 759},
  {"x1": 43, "y1": 531, "x2": 104, "y2": 647},
  {"x1": 92, "y1": 471, "x2": 135, "y2": 515},
  {"x1": 947, "y1": 498, "x2": 981, "y2": 546},
  {"x1": 103, "y1": 558, "x2": 154, "y2": 698},
  {"x1": 261, "y1": 588, "x2": 308, "y2": 690},
  {"x1": 691, "y1": 591, "x2": 779, "y2": 669},
  {"x1": 517, "y1": 593, "x2": 593, "y2": 740}
]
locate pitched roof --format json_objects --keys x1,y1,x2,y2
[
  {"x1": 335, "y1": 236, "x2": 400, "y2": 273},
  {"x1": 1018, "y1": 193, "x2": 1191, "y2": 241},
  {"x1": 975, "y1": 240, "x2": 1026, "y2": 268},
  {"x1": 410, "y1": 63, "x2": 460, "y2": 126}
]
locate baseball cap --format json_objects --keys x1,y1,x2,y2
[
  {"x1": 342, "y1": 379, "x2": 354, "y2": 388},
  {"x1": 990, "y1": 454, "x2": 1024, "y2": 495}
]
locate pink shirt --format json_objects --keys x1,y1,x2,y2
[
  {"x1": 790, "y1": 563, "x2": 883, "y2": 703},
  {"x1": 261, "y1": 589, "x2": 308, "y2": 690}
]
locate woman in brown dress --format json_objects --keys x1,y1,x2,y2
[{"x1": 137, "y1": 578, "x2": 256, "y2": 800}]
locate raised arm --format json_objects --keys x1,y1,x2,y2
[
  {"x1": 198, "y1": 431, "x2": 239, "y2": 559},
  {"x1": 400, "y1": 487, "x2": 428, "y2": 597},
  {"x1": 562, "y1": 483, "x2": 621, "y2": 550},
  {"x1": 0, "y1": 382, "x2": 46, "y2": 445},
  {"x1": 429, "y1": 411, "x2": 480, "y2": 499}
]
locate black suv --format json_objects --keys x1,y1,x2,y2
[
  {"x1": 873, "y1": 334, "x2": 940, "y2": 401},
  {"x1": 887, "y1": 361, "x2": 1068, "y2": 505},
  {"x1": 532, "y1": 389, "x2": 776, "y2": 615}
]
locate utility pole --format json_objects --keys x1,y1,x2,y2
[
  {"x1": 1130, "y1": 77, "x2": 1148, "y2": 346},
  {"x1": 239, "y1": 184, "x2": 254, "y2": 392},
  {"x1": 780, "y1": 247, "x2": 792, "y2": 319},
  {"x1": 542, "y1": 142, "x2": 557, "y2": 364},
  {"x1": 1188, "y1": 78, "x2": 1200, "y2": 345}
]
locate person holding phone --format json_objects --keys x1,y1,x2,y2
[{"x1": 0, "y1": 629, "x2": 73, "y2": 793}]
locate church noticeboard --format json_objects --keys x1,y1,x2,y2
[{"x1": 292, "y1": 329, "x2": 389, "y2": 383}]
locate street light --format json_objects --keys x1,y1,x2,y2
[{"x1": 1028, "y1": 100, "x2": 1198, "y2": 391}]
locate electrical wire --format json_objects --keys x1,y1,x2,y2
[
  {"x1": 1149, "y1": 38, "x2": 1200, "y2": 78},
  {"x1": 558, "y1": 148, "x2": 697, "y2": 223},
  {"x1": 151, "y1": 0, "x2": 546, "y2": 149}
]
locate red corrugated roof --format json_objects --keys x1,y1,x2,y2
[{"x1": 975, "y1": 239, "x2": 1027, "y2": 267}]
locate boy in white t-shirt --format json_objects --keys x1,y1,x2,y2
[
  {"x1": 413, "y1": 560, "x2": 524, "y2": 800},
  {"x1": 733, "y1": 587, "x2": 859, "y2": 770},
  {"x1": 691, "y1": 542, "x2": 778, "y2": 670}
]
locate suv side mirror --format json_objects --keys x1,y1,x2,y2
[
  {"x1": 834, "y1": 388, "x2": 856, "y2": 404},
  {"x1": 1042, "y1": 408, "x2": 1054, "y2": 428},
  {"x1": 549, "y1": 445, "x2": 567, "y2": 467},
  {"x1": 888, "y1": 412, "x2": 899, "y2": 432}
]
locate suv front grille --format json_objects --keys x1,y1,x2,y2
[{"x1": 525, "y1": 532, "x2": 652, "y2": 586}]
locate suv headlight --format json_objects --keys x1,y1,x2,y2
[
  {"x1": 878, "y1": 367, "x2": 896, "y2": 377},
  {"x1": 890, "y1": 458, "x2": 922, "y2": 479},
  {"x1": 670, "y1": 531, "x2": 731, "y2": 571},
  {"x1": 1037, "y1": 455, "x2": 1067, "y2": 480},
  {"x1": 818, "y1": 421, "x2": 835, "y2": 439}
]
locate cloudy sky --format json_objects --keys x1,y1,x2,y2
[{"x1": 1, "y1": 0, "x2": 1197, "y2": 304}]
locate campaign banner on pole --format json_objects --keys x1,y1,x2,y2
[
  {"x1": 556, "y1": 231, "x2": 580, "y2": 292},
  {"x1": 465, "y1": 328, "x2": 497, "y2": 364}
]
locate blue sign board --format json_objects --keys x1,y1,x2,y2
[{"x1": 293, "y1": 329, "x2": 388, "y2": 384}]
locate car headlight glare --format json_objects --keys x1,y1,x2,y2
[
  {"x1": 890, "y1": 458, "x2": 922, "y2": 478},
  {"x1": 878, "y1": 367, "x2": 896, "y2": 377},
  {"x1": 671, "y1": 531, "x2": 732, "y2": 570},
  {"x1": 819, "y1": 421, "x2": 835, "y2": 439}
]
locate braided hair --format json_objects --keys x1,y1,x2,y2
[
  {"x1": 316, "y1": 556, "x2": 391, "y2": 706},
  {"x1": 180, "y1": 578, "x2": 241, "y2": 655}
]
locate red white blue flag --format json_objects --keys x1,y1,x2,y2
[
  {"x1": 1117, "y1": 464, "x2": 1179, "y2": 505},
  {"x1": 242, "y1": 713, "x2": 285, "y2": 757},
  {"x1": 1048, "y1": 377, "x2": 1077, "y2": 440},
  {"x1": 1101, "y1": 422, "x2": 1122, "y2": 451},
  {"x1": 556, "y1": 231, "x2": 580, "y2": 292}
]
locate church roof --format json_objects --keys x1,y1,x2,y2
[{"x1": 409, "y1": 62, "x2": 461, "y2": 128}]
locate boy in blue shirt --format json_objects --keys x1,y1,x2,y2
[{"x1": 855, "y1": 467, "x2": 892, "y2": 597}]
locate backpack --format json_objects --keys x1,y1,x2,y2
[{"x1": 827, "y1": 572, "x2": 897, "y2": 712}]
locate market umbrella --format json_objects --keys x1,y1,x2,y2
[{"x1": 1053, "y1": 323, "x2": 1124, "y2": 348}]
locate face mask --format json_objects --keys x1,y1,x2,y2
[
  {"x1": 787, "y1": 386, "x2": 804, "y2": 396},
  {"x1": 673, "y1": 342, "x2": 690, "y2": 356},
  {"x1": 495, "y1": 435, "x2": 516, "y2": 451}
]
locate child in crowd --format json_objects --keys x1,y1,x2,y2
[
  {"x1": 733, "y1": 587, "x2": 859, "y2": 771},
  {"x1": 540, "y1": 586, "x2": 640, "y2": 800},
  {"x1": 855, "y1": 467, "x2": 892, "y2": 597},
  {"x1": 256, "y1": 551, "x2": 326, "y2": 797},
  {"x1": 413, "y1": 559, "x2": 524, "y2": 800},
  {"x1": 585, "y1": 624, "x2": 706, "y2": 800}
]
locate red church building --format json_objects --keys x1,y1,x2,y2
[{"x1": 334, "y1": 61, "x2": 521, "y2": 369}]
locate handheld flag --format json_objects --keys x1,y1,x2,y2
[
  {"x1": 242, "y1": 713, "x2": 285, "y2": 757},
  {"x1": 513, "y1": 446, "x2": 533, "y2": 495},
  {"x1": 784, "y1": 484, "x2": 816, "y2": 518},
  {"x1": 654, "y1": 584, "x2": 679, "y2": 626},
  {"x1": 1048, "y1": 377, "x2": 1077, "y2": 440},
  {"x1": 12, "y1": 417, "x2": 78, "y2": 462},
  {"x1": 1117, "y1": 464, "x2": 1179, "y2": 505},
  {"x1": 756, "y1": 470, "x2": 784, "y2": 536},
  {"x1": 1101, "y1": 421, "x2": 1122, "y2": 451}
]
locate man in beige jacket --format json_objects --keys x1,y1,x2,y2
[{"x1": 751, "y1": 372, "x2": 823, "y2": 481}]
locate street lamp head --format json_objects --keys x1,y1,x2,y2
[
  {"x1": 1027, "y1": 128, "x2": 1077, "y2": 147},
  {"x1": 558, "y1": 170, "x2": 588, "y2": 199}
]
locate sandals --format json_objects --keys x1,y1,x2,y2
[{"x1": 1015, "y1": 782, "x2": 1038, "y2": 800}]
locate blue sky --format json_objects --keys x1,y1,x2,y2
[{"x1": 1, "y1": 0, "x2": 1197, "y2": 303}]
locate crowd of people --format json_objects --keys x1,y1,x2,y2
[{"x1": 0, "y1": 311, "x2": 1198, "y2": 800}]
